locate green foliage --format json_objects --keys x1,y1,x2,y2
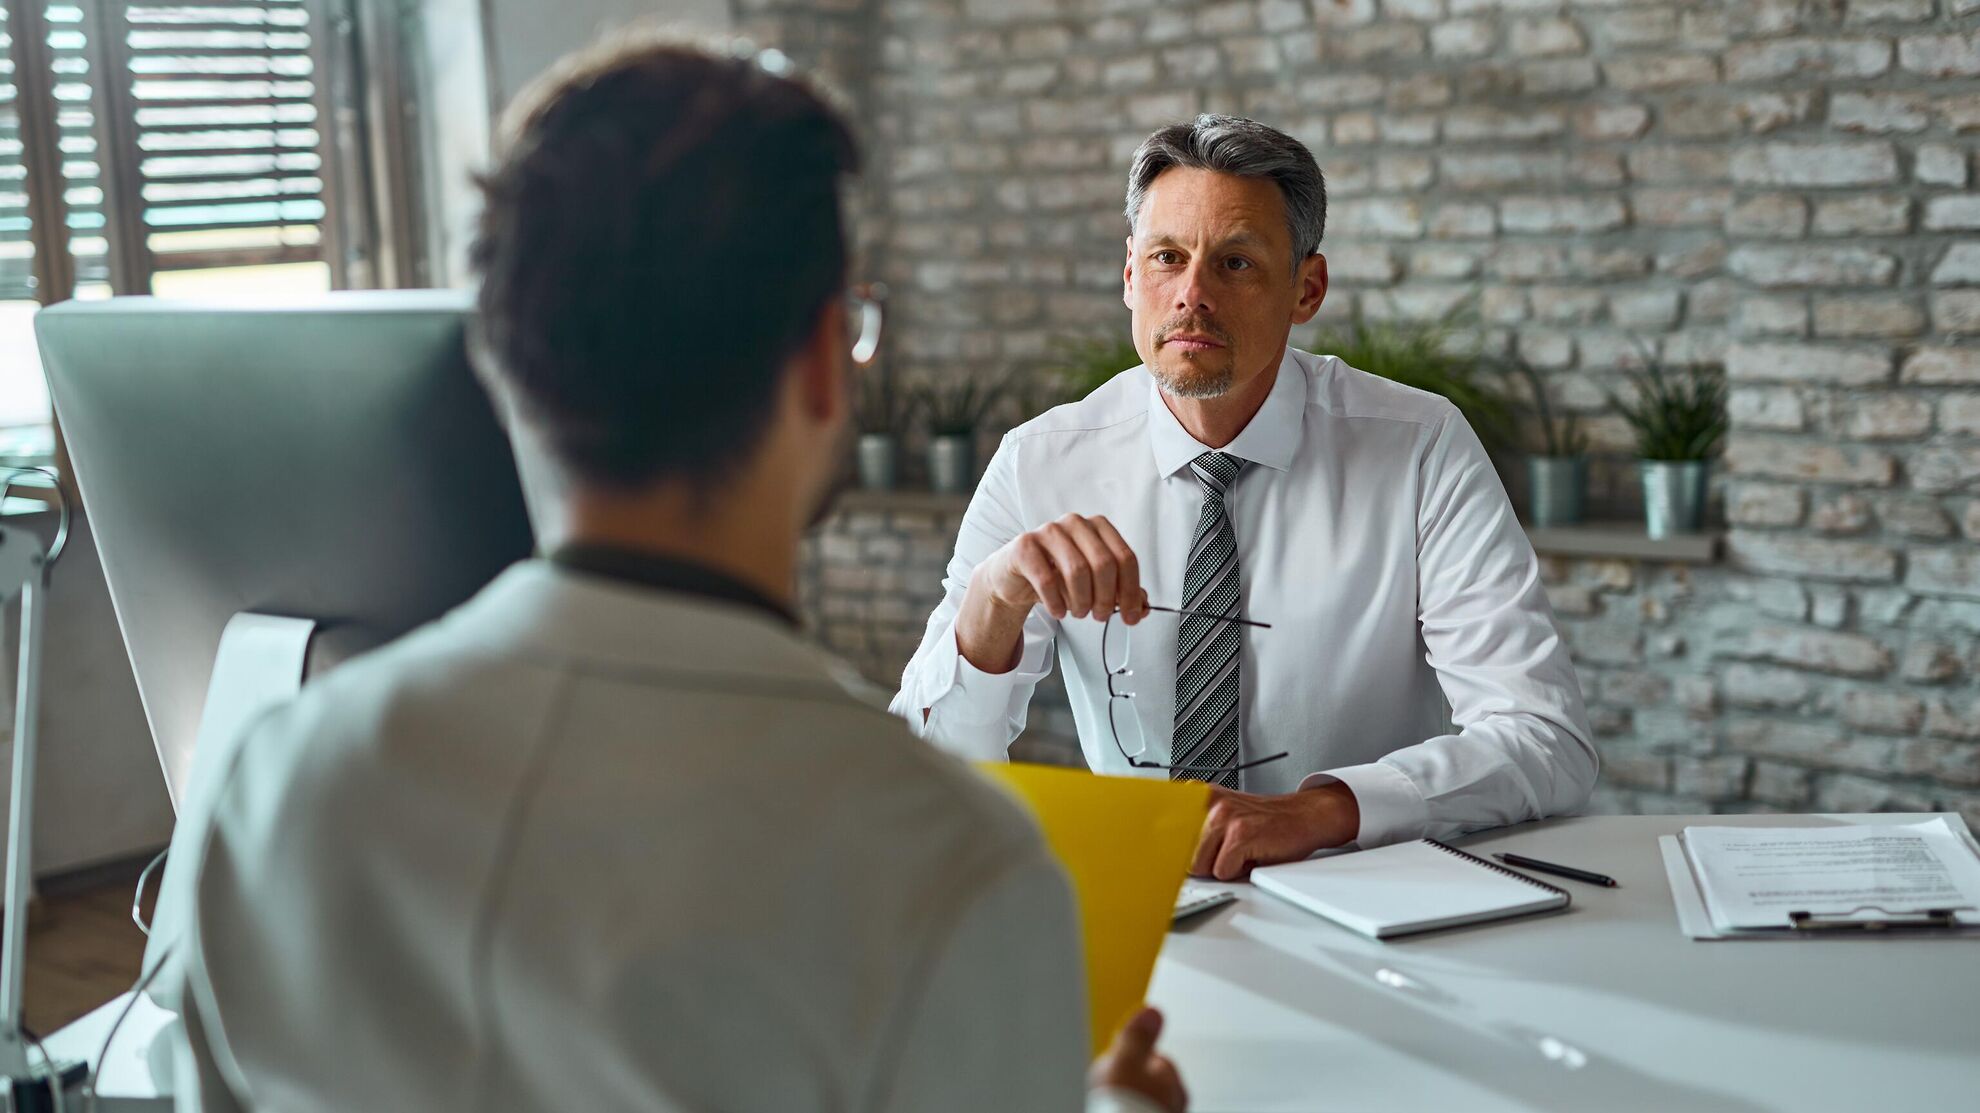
[
  {"x1": 855, "y1": 369, "x2": 914, "y2": 436},
  {"x1": 1037, "y1": 335, "x2": 1144, "y2": 413},
  {"x1": 1605, "y1": 341, "x2": 1728, "y2": 462},
  {"x1": 915, "y1": 371, "x2": 1013, "y2": 437},
  {"x1": 1501, "y1": 352, "x2": 1589, "y2": 459},
  {"x1": 1305, "y1": 306, "x2": 1516, "y2": 449}
]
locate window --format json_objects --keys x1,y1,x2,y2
[{"x1": 0, "y1": 0, "x2": 386, "y2": 456}]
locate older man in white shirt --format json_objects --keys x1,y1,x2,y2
[
  {"x1": 894, "y1": 115, "x2": 1597, "y2": 879},
  {"x1": 155, "y1": 38, "x2": 1183, "y2": 1113}
]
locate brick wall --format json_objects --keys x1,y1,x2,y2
[{"x1": 762, "y1": 0, "x2": 1980, "y2": 823}]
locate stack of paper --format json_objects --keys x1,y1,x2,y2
[{"x1": 1681, "y1": 817, "x2": 1980, "y2": 933}]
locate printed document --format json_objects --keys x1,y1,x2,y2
[{"x1": 1683, "y1": 817, "x2": 1980, "y2": 931}]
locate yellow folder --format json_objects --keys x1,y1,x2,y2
[{"x1": 977, "y1": 763, "x2": 1210, "y2": 1054}]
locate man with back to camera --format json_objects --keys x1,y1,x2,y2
[
  {"x1": 893, "y1": 115, "x2": 1598, "y2": 878},
  {"x1": 150, "y1": 36, "x2": 1187, "y2": 1113}
]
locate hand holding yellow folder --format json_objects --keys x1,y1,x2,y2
[{"x1": 976, "y1": 763, "x2": 1210, "y2": 1054}]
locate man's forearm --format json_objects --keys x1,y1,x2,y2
[{"x1": 953, "y1": 568, "x2": 1030, "y2": 675}]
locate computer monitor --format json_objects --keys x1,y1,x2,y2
[{"x1": 36, "y1": 290, "x2": 535, "y2": 808}]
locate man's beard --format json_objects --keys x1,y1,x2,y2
[{"x1": 1148, "y1": 315, "x2": 1236, "y2": 399}]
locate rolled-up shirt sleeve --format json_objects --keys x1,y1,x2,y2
[
  {"x1": 1302, "y1": 407, "x2": 1599, "y2": 846},
  {"x1": 890, "y1": 433, "x2": 1057, "y2": 762}
]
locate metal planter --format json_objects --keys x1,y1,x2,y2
[
  {"x1": 1641, "y1": 459, "x2": 1709, "y2": 539},
  {"x1": 856, "y1": 433, "x2": 898, "y2": 491},
  {"x1": 928, "y1": 434, "x2": 975, "y2": 494},
  {"x1": 1527, "y1": 456, "x2": 1587, "y2": 528}
]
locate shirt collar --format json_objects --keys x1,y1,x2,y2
[
  {"x1": 1145, "y1": 346, "x2": 1308, "y2": 478},
  {"x1": 545, "y1": 543, "x2": 800, "y2": 628}
]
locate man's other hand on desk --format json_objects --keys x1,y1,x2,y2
[{"x1": 1191, "y1": 781, "x2": 1360, "y2": 880}]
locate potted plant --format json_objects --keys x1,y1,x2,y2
[
  {"x1": 1306, "y1": 305, "x2": 1516, "y2": 451},
  {"x1": 1607, "y1": 344, "x2": 1727, "y2": 539},
  {"x1": 1504, "y1": 354, "x2": 1590, "y2": 528},
  {"x1": 916, "y1": 373, "x2": 1009, "y2": 494},
  {"x1": 855, "y1": 370, "x2": 912, "y2": 491}
]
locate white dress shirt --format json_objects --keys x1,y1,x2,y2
[
  {"x1": 892, "y1": 348, "x2": 1598, "y2": 848},
  {"x1": 151, "y1": 561, "x2": 1158, "y2": 1113}
]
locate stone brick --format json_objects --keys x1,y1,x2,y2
[
  {"x1": 1327, "y1": 243, "x2": 1401, "y2": 284},
  {"x1": 1932, "y1": 243, "x2": 1980, "y2": 286},
  {"x1": 1846, "y1": 0, "x2": 1935, "y2": 22},
  {"x1": 1925, "y1": 196, "x2": 1980, "y2": 233},
  {"x1": 1725, "y1": 342, "x2": 1894, "y2": 385},
  {"x1": 1627, "y1": 146, "x2": 1731, "y2": 185},
  {"x1": 1902, "y1": 347, "x2": 1980, "y2": 385},
  {"x1": 1575, "y1": 103, "x2": 1651, "y2": 142},
  {"x1": 1333, "y1": 198, "x2": 1424, "y2": 239},
  {"x1": 1725, "y1": 439, "x2": 1898, "y2": 485},
  {"x1": 1947, "y1": 396, "x2": 1980, "y2": 436},
  {"x1": 1500, "y1": 196, "x2": 1628, "y2": 235},
  {"x1": 1728, "y1": 387, "x2": 1806, "y2": 431},
  {"x1": 1521, "y1": 58, "x2": 1600, "y2": 94},
  {"x1": 1610, "y1": 288, "x2": 1682, "y2": 329},
  {"x1": 1332, "y1": 23, "x2": 1426, "y2": 61},
  {"x1": 1634, "y1": 188, "x2": 1730, "y2": 229},
  {"x1": 1726, "y1": 194, "x2": 1808, "y2": 239},
  {"x1": 1728, "y1": 246, "x2": 1898, "y2": 288},
  {"x1": 1295, "y1": 73, "x2": 1386, "y2": 107},
  {"x1": 1909, "y1": 547, "x2": 1980, "y2": 600},
  {"x1": 1874, "y1": 495, "x2": 1955, "y2": 539},
  {"x1": 1430, "y1": 18, "x2": 1495, "y2": 57},
  {"x1": 1605, "y1": 53, "x2": 1720, "y2": 90},
  {"x1": 1674, "y1": 755, "x2": 1752, "y2": 801},
  {"x1": 1728, "y1": 482, "x2": 1806, "y2": 526},
  {"x1": 1728, "y1": 719, "x2": 1902, "y2": 772},
  {"x1": 1602, "y1": 750, "x2": 1672, "y2": 792},
  {"x1": 1444, "y1": 108, "x2": 1567, "y2": 143},
  {"x1": 1260, "y1": 0, "x2": 1314, "y2": 33},
  {"x1": 1383, "y1": 0, "x2": 1445, "y2": 18},
  {"x1": 1568, "y1": 622, "x2": 1644, "y2": 666},
  {"x1": 1916, "y1": 145, "x2": 1969, "y2": 188},
  {"x1": 1726, "y1": 38, "x2": 1893, "y2": 82},
  {"x1": 1812, "y1": 295, "x2": 1924, "y2": 338},
  {"x1": 1932, "y1": 291, "x2": 1980, "y2": 335},
  {"x1": 1531, "y1": 285, "x2": 1605, "y2": 324},
  {"x1": 1731, "y1": 142, "x2": 1900, "y2": 187},
  {"x1": 1815, "y1": 774, "x2": 1936, "y2": 812},
  {"x1": 1841, "y1": 394, "x2": 1934, "y2": 439},
  {"x1": 1913, "y1": 447, "x2": 1980, "y2": 493},
  {"x1": 1924, "y1": 700, "x2": 1980, "y2": 742},
  {"x1": 1749, "y1": 761, "x2": 1814, "y2": 808},
  {"x1": 1898, "y1": 32, "x2": 1980, "y2": 78},
  {"x1": 1509, "y1": 17, "x2": 1585, "y2": 57},
  {"x1": 1811, "y1": 493, "x2": 1873, "y2": 534},
  {"x1": 1829, "y1": 92, "x2": 1933, "y2": 134},
  {"x1": 1723, "y1": 663, "x2": 1813, "y2": 709},
  {"x1": 1426, "y1": 202, "x2": 1495, "y2": 239},
  {"x1": 1735, "y1": 296, "x2": 1810, "y2": 337},
  {"x1": 1944, "y1": 93, "x2": 1980, "y2": 131},
  {"x1": 1728, "y1": 534, "x2": 1900, "y2": 583},
  {"x1": 1812, "y1": 195, "x2": 1913, "y2": 238}
]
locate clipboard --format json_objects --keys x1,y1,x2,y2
[{"x1": 1658, "y1": 834, "x2": 1980, "y2": 940}]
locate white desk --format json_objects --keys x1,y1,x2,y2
[
  {"x1": 48, "y1": 813, "x2": 1980, "y2": 1112},
  {"x1": 1150, "y1": 813, "x2": 1980, "y2": 1113}
]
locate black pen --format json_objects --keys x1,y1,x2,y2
[{"x1": 1494, "y1": 852, "x2": 1617, "y2": 888}]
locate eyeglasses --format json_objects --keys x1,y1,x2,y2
[
  {"x1": 846, "y1": 282, "x2": 887, "y2": 366},
  {"x1": 1103, "y1": 605, "x2": 1289, "y2": 778}
]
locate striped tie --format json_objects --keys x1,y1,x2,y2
[{"x1": 1172, "y1": 451, "x2": 1246, "y2": 789}]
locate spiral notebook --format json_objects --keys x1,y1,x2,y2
[{"x1": 1251, "y1": 839, "x2": 1571, "y2": 939}]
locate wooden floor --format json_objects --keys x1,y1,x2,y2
[{"x1": 23, "y1": 860, "x2": 154, "y2": 1036}]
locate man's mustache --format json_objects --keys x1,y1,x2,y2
[{"x1": 1156, "y1": 317, "x2": 1231, "y2": 345}]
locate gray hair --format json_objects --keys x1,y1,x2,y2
[{"x1": 1124, "y1": 114, "x2": 1327, "y2": 263}]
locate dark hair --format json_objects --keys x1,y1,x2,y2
[
  {"x1": 470, "y1": 37, "x2": 860, "y2": 489},
  {"x1": 1125, "y1": 114, "x2": 1327, "y2": 263}
]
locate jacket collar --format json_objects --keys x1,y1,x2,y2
[{"x1": 436, "y1": 560, "x2": 877, "y2": 699}]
